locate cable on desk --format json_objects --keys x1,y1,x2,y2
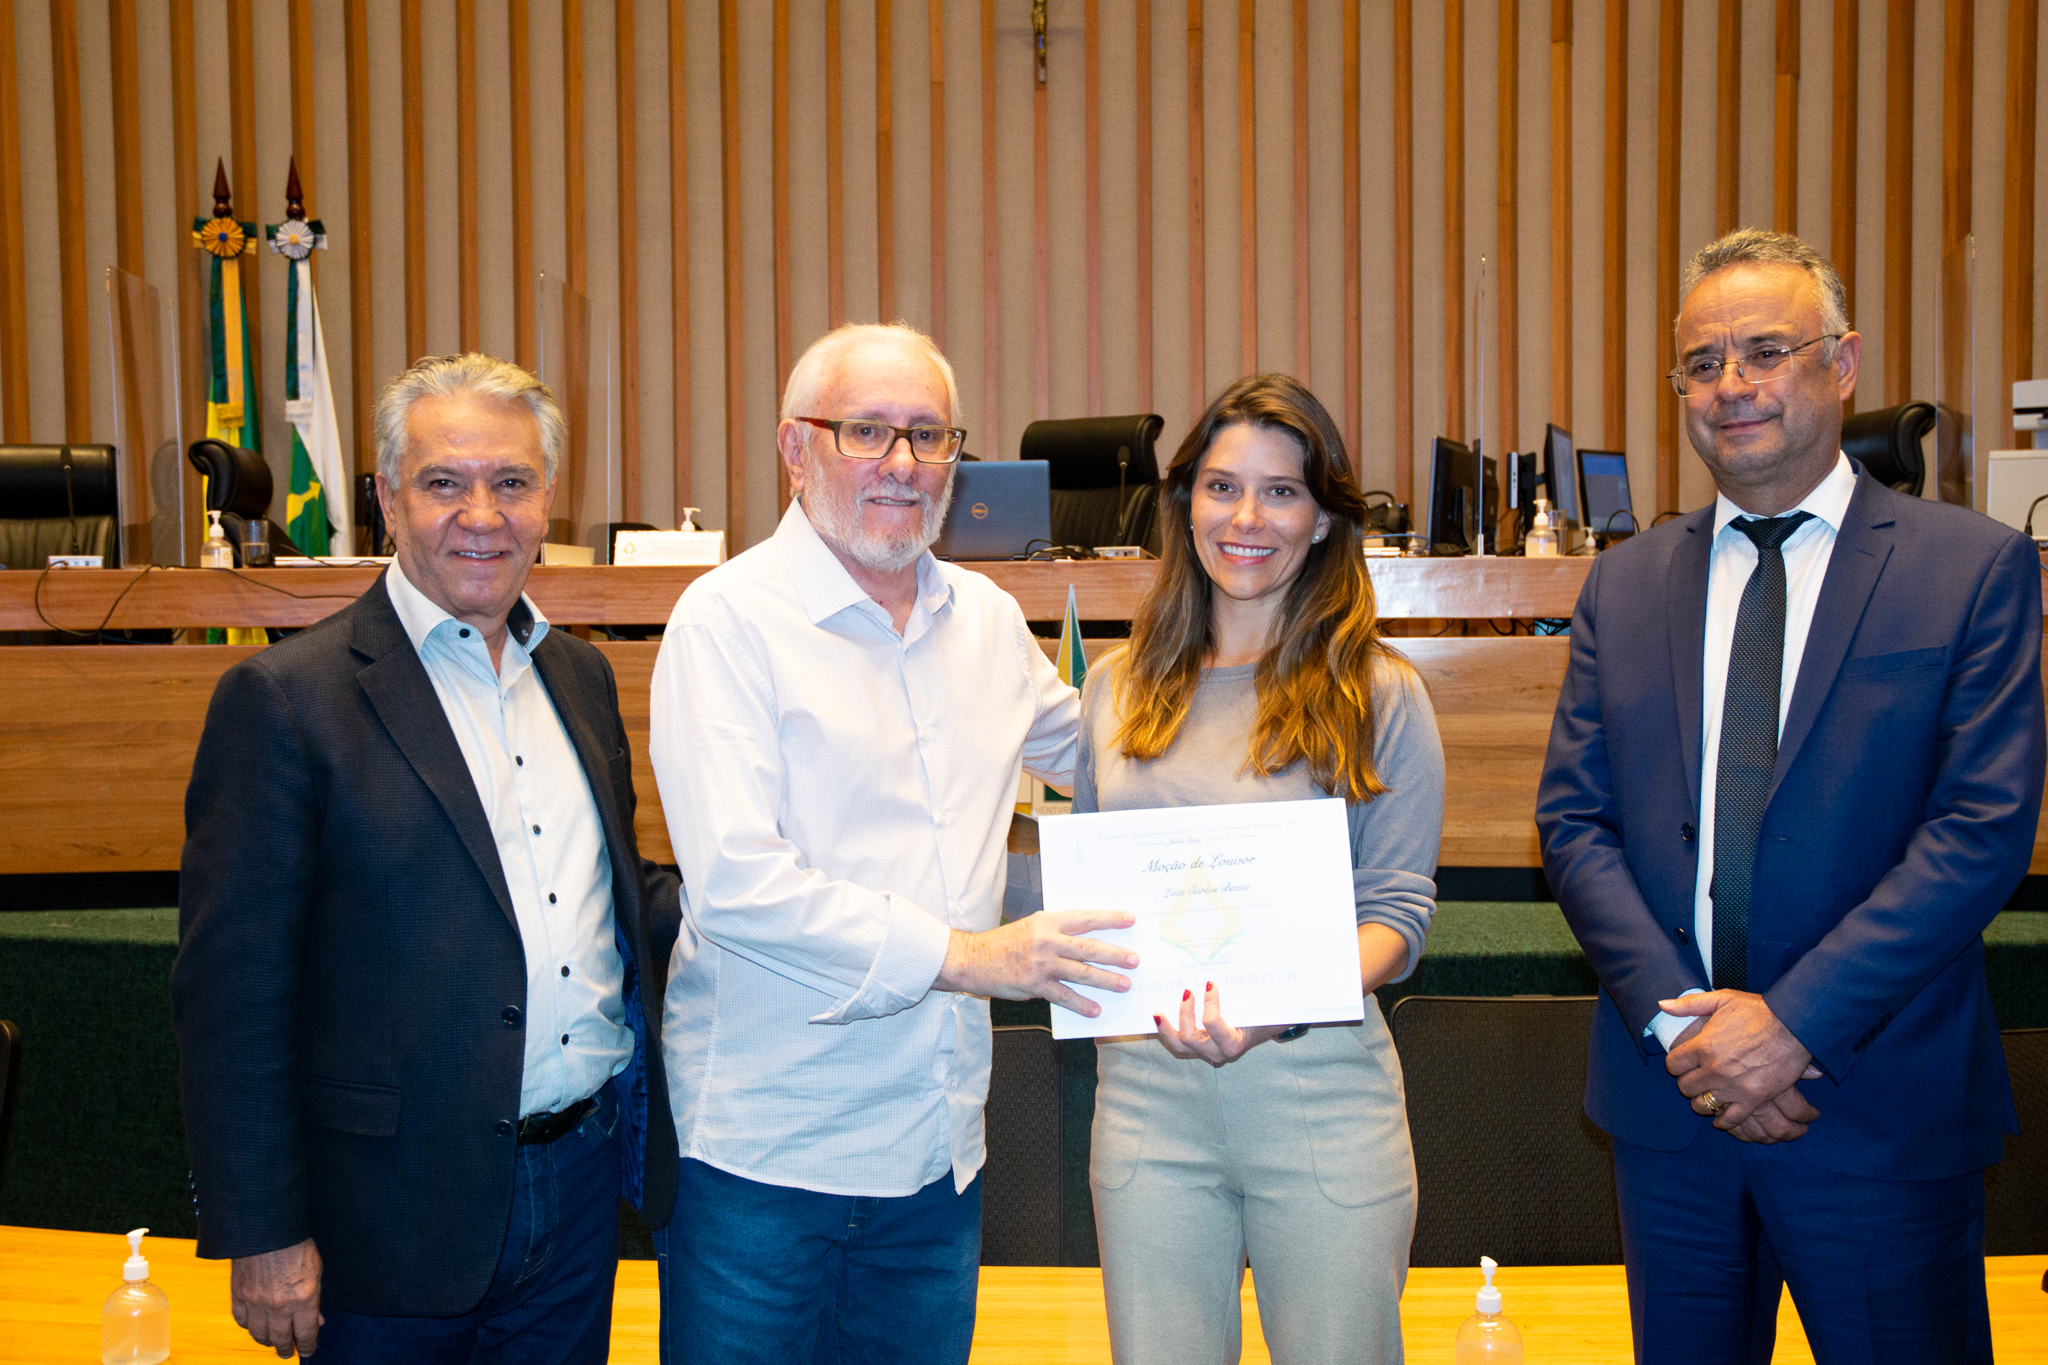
[{"x1": 31, "y1": 563, "x2": 363, "y2": 643}]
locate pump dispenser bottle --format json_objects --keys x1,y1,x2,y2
[
  {"x1": 1454, "y1": 1255, "x2": 1523, "y2": 1362},
  {"x1": 202, "y1": 510, "x2": 235, "y2": 569},
  {"x1": 101, "y1": 1227, "x2": 170, "y2": 1365},
  {"x1": 1525, "y1": 499, "x2": 1560, "y2": 557}
]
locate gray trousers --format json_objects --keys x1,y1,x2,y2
[{"x1": 1089, "y1": 999, "x2": 1417, "y2": 1365}]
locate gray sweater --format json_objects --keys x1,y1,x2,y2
[{"x1": 1071, "y1": 648, "x2": 1446, "y2": 981}]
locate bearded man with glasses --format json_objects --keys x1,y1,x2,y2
[
  {"x1": 644, "y1": 322, "x2": 1137, "y2": 1364},
  {"x1": 1537, "y1": 228, "x2": 2041, "y2": 1364}
]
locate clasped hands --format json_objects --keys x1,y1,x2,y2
[{"x1": 1658, "y1": 990, "x2": 1825, "y2": 1144}]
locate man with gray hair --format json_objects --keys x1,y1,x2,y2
[
  {"x1": 647, "y1": 322, "x2": 1136, "y2": 1363},
  {"x1": 1538, "y1": 231, "x2": 2041, "y2": 1362},
  {"x1": 175, "y1": 353, "x2": 683, "y2": 1363}
]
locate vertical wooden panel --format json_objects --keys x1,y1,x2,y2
[
  {"x1": 1392, "y1": 0, "x2": 1413, "y2": 503},
  {"x1": 1601, "y1": 0, "x2": 1624, "y2": 450},
  {"x1": 927, "y1": 0, "x2": 944, "y2": 352},
  {"x1": 773, "y1": 0, "x2": 791, "y2": 386},
  {"x1": 1034, "y1": 9, "x2": 1050, "y2": 419},
  {"x1": 402, "y1": 0, "x2": 427, "y2": 363},
  {"x1": 0, "y1": 0, "x2": 28, "y2": 442},
  {"x1": 1939, "y1": 0, "x2": 1972, "y2": 503},
  {"x1": 564, "y1": 0, "x2": 585, "y2": 299},
  {"x1": 1187, "y1": 0, "x2": 1204, "y2": 408},
  {"x1": 226, "y1": 0, "x2": 262, "y2": 410},
  {"x1": 2003, "y1": 0, "x2": 2037, "y2": 446},
  {"x1": 1772, "y1": 0, "x2": 1797, "y2": 233},
  {"x1": 109, "y1": 0, "x2": 143, "y2": 277},
  {"x1": 1291, "y1": 0, "x2": 1308, "y2": 382},
  {"x1": 1444, "y1": 0, "x2": 1463, "y2": 441},
  {"x1": 171, "y1": 0, "x2": 205, "y2": 549},
  {"x1": 1549, "y1": 0, "x2": 1570, "y2": 432},
  {"x1": 616, "y1": 0, "x2": 640, "y2": 520},
  {"x1": 457, "y1": 0, "x2": 479, "y2": 351},
  {"x1": 345, "y1": 0, "x2": 374, "y2": 469},
  {"x1": 1086, "y1": 0, "x2": 1101, "y2": 414},
  {"x1": 1655, "y1": 0, "x2": 1680, "y2": 512},
  {"x1": 1237, "y1": 0, "x2": 1255, "y2": 377},
  {"x1": 288, "y1": 0, "x2": 314, "y2": 209},
  {"x1": 1831, "y1": 0, "x2": 1857, "y2": 329},
  {"x1": 876, "y1": 0, "x2": 894, "y2": 322},
  {"x1": 50, "y1": 0, "x2": 90, "y2": 440},
  {"x1": 1136, "y1": 0, "x2": 1153, "y2": 412},
  {"x1": 1496, "y1": 0, "x2": 1517, "y2": 457},
  {"x1": 1341, "y1": 0, "x2": 1359, "y2": 468},
  {"x1": 1941, "y1": 0, "x2": 1972, "y2": 252},
  {"x1": 670, "y1": 0, "x2": 693, "y2": 519},
  {"x1": 980, "y1": 0, "x2": 997, "y2": 443},
  {"x1": 510, "y1": 0, "x2": 534, "y2": 371},
  {"x1": 826, "y1": 0, "x2": 844, "y2": 327},
  {"x1": 1882, "y1": 0, "x2": 1912, "y2": 405},
  {"x1": 718, "y1": 0, "x2": 745, "y2": 544},
  {"x1": 1714, "y1": 0, "x2": 1738, "y2": 237}
]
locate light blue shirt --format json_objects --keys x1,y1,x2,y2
[{"x1": 385, "y1": 559, "x2": 632, "y2": 1117}]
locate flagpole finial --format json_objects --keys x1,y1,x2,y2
[
  {"x1": 284, "y1": 157, "x2": 305, "y2": 221},
  {"x1": 211, "y1": 158, "x2": 233, "y2": 218}
]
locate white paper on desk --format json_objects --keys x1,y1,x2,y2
[{"x1": 1037, "y1": 797, "x2": 1364, "y2": 1040}]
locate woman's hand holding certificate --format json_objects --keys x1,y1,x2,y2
[{"x1": 1037, "y1": 797, "x2": 1367, "y2": 1040}]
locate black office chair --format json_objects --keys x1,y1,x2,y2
[
  {"x1": 1388, "y1": 995, "x2": 1624, "y2": 1267},
  {"x1": 1841, "y1": 401, "x2": 1934, "y2": 498},
  {"x1": 0, "y1": 444, "x2": 120, "y2": 569},
  {"x1": 1020, "y1": 414, "x2": 1165, "y2": 554},
  {"x1": 187, "y1": 439, "x2": 305, "y2": 564},
  {"x1": 980, "y1": 1025, "x2": 1064, "y2": 1265},
  {"x1": 1984, "y1": 1028, "x2": 2047, "y2": 1255}
]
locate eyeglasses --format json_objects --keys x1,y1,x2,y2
[
  {"x1": 1667, "y1": 334, "x2": 1840, "y2": 396},
  {"x1": 795, "y1": 416, "x2": 967, "y2": 464}
]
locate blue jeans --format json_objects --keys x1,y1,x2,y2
[
  {"x1": 655, "y1": 1158, "x2": 982, "y2": 1365},
  {"x1": 1612, "y1": 1124, "x2": 1991, "y2": 1365},
  {"x1": 308, "y1": 1084, "x2": 623, "y2": 1365}
]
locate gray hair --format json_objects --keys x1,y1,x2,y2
[
  {"x1": 779, "y1": 322, "x2": 964, "y2": 431},
  {"x1": 373, "y1": 353, "x2": 567, "y2": 485},
  {"x1": 1680, "y1": 228, "x2": 1851, "y2": 347}
]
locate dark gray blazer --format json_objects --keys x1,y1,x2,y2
[{"x1": 173, "y1": 573, "x2": 682, "y2": 1317}]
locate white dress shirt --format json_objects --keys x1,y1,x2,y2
[
  {"x1": 650, "y1": 500, "x2": 1080, "y2": 1197},
  {"x1": 385, "y1": 559, "x2": 632, "y2": 1116},
  {"x1": 1647, "y1": 452, "x2": 1857, "y2": 1050}
]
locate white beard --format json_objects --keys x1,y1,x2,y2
[{"x1": 800, "y1": 452, "x2": 955, "y2": 573}]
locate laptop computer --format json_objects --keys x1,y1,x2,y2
[{"x1": 932, "y1": 459, "x2": 1051, "y2": 560}]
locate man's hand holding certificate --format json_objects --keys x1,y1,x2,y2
[{"x1": 1037, "y1": 797, "x2": 1365, "y2": 1040}]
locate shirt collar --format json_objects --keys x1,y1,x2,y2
[
  {"x1": 774, "y1": 498, "x2": 954, "y2": 627},
  {"x1": 1711, "y1": 450, "x2": 1857, "y2": 540},
  {"x1": 384, "y1": 555, "x2": 549, "y2": 657}
]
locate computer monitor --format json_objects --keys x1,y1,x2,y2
[
  {"x1": 1427, "y1": 437, "x2": 1477, "y2": 552},
  {"x1": 1544, "y1": 424, "x2": 1578, "y2": 530},
  {"x1": 1576, "y1": 449, "x2": 1636, "y2": 542},
  {"x1": 1506, "y1": 450, "x2": 1539, "y2": 550}
]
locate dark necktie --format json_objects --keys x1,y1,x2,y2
[{"x1": 1710, "y1": 511, "x2": 1813, "y2": 992}]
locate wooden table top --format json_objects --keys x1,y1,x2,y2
[{"x1": 4, "y1": 1226, "x2": 2042, "y2": 1363}]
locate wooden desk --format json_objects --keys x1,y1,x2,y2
[{"x1": 4, "y1": 1227, "x2": 2042, "y2": 1363}]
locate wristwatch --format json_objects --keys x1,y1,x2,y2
[{"x1": 1273, "y1": 1024, "x2": 1311, "y2": 1043}]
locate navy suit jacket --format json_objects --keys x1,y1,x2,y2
[
  {"x1": 173, "y1": 574, "x2": 683, "y2": 1317},
  {"x1": 1535, "y1": 468, "x2": 2042, "y2": 1180}
]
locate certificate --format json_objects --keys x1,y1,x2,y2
[{"x1": 1037, "y1": 797, "x2": 1364, "y2": 1040}]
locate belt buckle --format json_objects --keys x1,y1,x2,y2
[{"x1": 516, "y1": 1095, "x2": 596, "y2": 1146}]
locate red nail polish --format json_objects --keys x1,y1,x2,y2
[
  {"x1": 1205, "y1": 981, "x2": 1214, "y2": 992},
  {"x1": 1182, "y1": 989, "x2": 1191, "y2": 1001}
]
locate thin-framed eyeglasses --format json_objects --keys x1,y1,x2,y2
[
  {"x1": 795, "y1": 416, "x2": 967, "y2": 464},
  {"x1": 1667, "y1": 334, "x2": 1841, "y2": 397}
]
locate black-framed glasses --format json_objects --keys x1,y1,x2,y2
[
  {"x1": 795, "y1": 416, "x2": 967, "y2": 464},
  {"x1": 1668, "y1": 334, "x2": 1840, "y2": 396}
]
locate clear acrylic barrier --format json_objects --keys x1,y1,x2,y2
[
  {"x1": 105, "y1": 267, "x2": 187, "y2": 566},
  {"x1": 1934, "y1": 234, "x2": 1976, "y2": 507},
  {"x1": 535, "y1": 273, "x2": 620, "y2": 561}
]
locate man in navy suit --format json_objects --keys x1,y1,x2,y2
[
  {"x1": 174, "y1": 354, "x2": 682, "y2": 1363},
  {"x1": 1536, "y1": 229, "x2": 2042, "y2": 1364}
]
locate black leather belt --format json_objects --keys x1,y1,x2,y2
[{"x1": 516, "y1": 1095, "x2": 598, "y2": 1146}]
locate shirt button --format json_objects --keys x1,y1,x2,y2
[
  {"x1": 560, "y1": 964, "x2": 571, "y2": 977},
  {"x1": 459, "y1": 628, "x2": 470, "y2": 638},
  {"x1": 548, "y1": 892, "x2": 557, "y2": 904},
  {"x1": 561, "y1": 1033, "x2": 570, "y2": 1045},
  {"x1": 501, "y1": 1006, "x2": 522, "y2": 1027},
  {"x1": 936, "y1": 812, "x2": 950, "y2": 827},
  {"x1": 516, "y1": 755, "x2": 524, "y2": 766},
  {"x1": 532, "y1": 824, "x2": 541, "y2": 835}
]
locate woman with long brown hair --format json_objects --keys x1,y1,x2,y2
[{"x1": 1076, "y1": 374, "x2": 1443, "y2": 1364}]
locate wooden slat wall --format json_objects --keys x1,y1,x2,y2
[{"x1": 5, "y1": 0, "x2": 2045, "y2": 556}]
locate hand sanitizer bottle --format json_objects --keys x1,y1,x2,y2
[
  {"x1": 1525, "y1": 499, "x2": 1560, "y2": 558},
  {"x1": 1454, "y1": 1255, "x2": 1523, "y2": 1362},
  {"x1": 101, "y1": 1227, "x2": 170, "y2": 1365},
  {"x1": 202, "y1": 510, "x2": 235, "y2": 569}
]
